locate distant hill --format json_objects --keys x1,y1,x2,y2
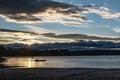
[
  {"x1": 4, "y1": 40, "x2": 120, "y2": 51},
  {"x1": 0, "y1": 41, "x2": 120, "y2": 56}
]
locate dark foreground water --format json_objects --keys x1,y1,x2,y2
[{"x1": 2, "y1": 56, "x2": 120, "y2": 68}]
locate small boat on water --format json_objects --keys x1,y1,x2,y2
[
  {"x1": 31, "y1": 57, "x2": 46, "y2": 62},
  {"x1": 35, "y1": 59, "x2": 46, "y2": 62}
]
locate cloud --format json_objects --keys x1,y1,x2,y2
[
  {"x1": 0, "y1": 0, "x2": 91, "y2": 26},
  {"x1": 0, "y1": 0, "x2": 120, "y2": 27},
  {"x1": 24, "y1": 25, "x2": 52, "y2": 33},
  {"x1": 0, "y1": 29, "x2": 74, "y2": 44},
  {"x1": 0, "y1": 29, "x2": 38, "y2": 35},
  {"x1": 113, "y1": 27, "x2": 120, "y2": 33},
  {"x1": 86, "y1": 8, "x2": 120, "y2": 19},
  {"x1": 0, "y1": 0, "x2": 120, "y2": 26},
  {"x1": 6, "y1": 14, "x2": 42, "y2": 23},
  {"x1": 0, "y1": 39, "x2": 13, "y2": 42},
  {"x1": 0, "y1": 28, "x2": 120, "y2": 45},
  {"x1": 42, "y1": 33, "x2": 120, "y2": 42}
]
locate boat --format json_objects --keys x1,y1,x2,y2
[
  {"x1": 35, "y1": 59, "x2": 46, "y2": 62},
  {"x1": 31, "y1": 57, "x2": 46, "y2": 62}
]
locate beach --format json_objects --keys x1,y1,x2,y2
[{"x1": 1, "y1": 68, "x2": 120, "y2": 80}]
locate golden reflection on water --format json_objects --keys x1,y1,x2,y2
[
  {"x1": 3, "y1": 57, "x2": 45, "y2": 68},
  {"x1": 25, "y1": 58, "x2": 36, "y2": 68}
]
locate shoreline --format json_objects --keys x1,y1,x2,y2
[{"x1": 1, "y1": 68, "x2": 120, "y2": 80}]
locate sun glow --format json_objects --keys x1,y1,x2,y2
[{"x1": 16, "y1": 34, "x2": 44, "y2": 45}]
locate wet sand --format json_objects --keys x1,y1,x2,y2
[{"x1": 1, "y1": 68, "x2": 120, "y2": 80}]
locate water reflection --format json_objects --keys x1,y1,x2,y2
[
  {"x1": 3, "y1": 57, "x2": 45, "y2": 68},
  {"x1": 3, "y1": 56, "x2": 120, "y2": 68},
  {"x1": 27, "y1": 58, "x2": 35, "y2": 68}
]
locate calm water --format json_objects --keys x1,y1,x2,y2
[{"x1": 2, "y1": 56, "x2": 120, "y2": 68}]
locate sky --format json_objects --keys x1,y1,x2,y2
[{"x1": 0, "y1": 0, "x2": 120, "y2": 45}]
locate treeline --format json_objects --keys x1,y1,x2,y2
[{"x1": 0, "y1": 45, "x2": 120, "y2": 56}]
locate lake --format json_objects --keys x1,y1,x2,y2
[{"x1": 2, "y1": 56, "x2": 120, "y2": 68}]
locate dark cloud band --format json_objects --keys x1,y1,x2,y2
[
  {"x1": 0, "y1": 0, "x2": 89, "y2": 25},
  {"x1": 0, "y1": 29, "x2": 120, "y2": 44},
  {"x1": 42, "y1": 33, "x2": 120, "y2": 41},
  {"x1": 0, "y1": 0, "x2": 72, "y2": 14},
  {"x1": 0, "y1": 0, "x2": 120, "y2": 26}
]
